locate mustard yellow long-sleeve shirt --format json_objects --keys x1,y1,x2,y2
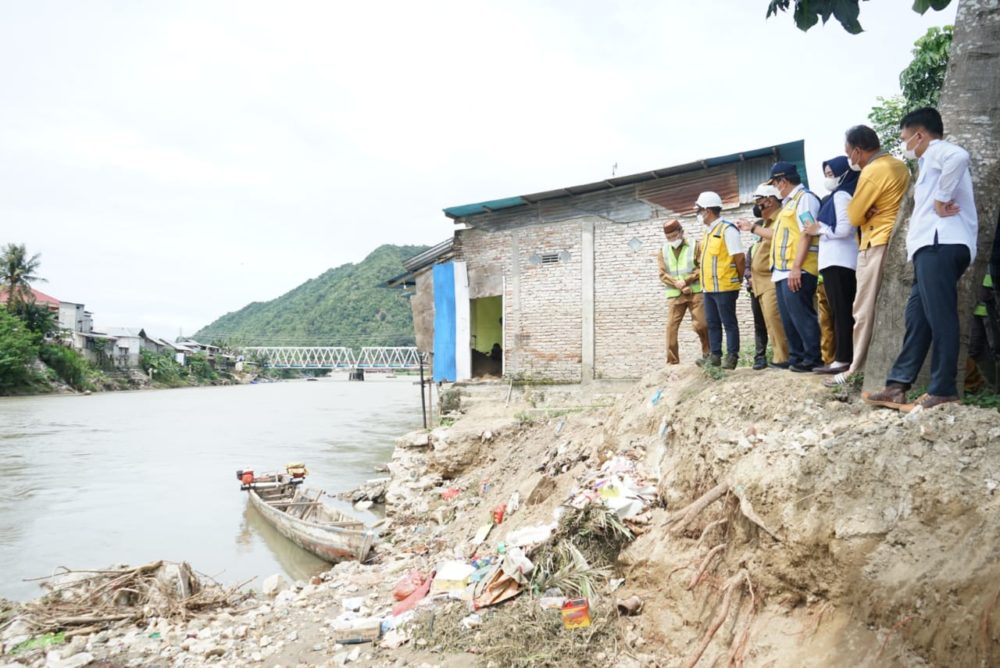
[{"x1": 847, "y1": 153, "x2": 911, "y2": 249}]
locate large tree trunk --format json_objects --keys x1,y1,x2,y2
[{"x1": 863, "y1": 0, "x2": 1000, "y2": 395}]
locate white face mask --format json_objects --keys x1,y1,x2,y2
[
  {"x1": 696, "y1": 213, "x2": 705, "y2": 225},
  {"x1": 669, "y1": 237, "x2": 683, "y2": 248},
  {"x1": 823, "y1": 176, "x2": 840, "y2": 192},
  {"x1": 900, "y1": 134, "x2": 919, "y2": 161},
  {"x1": 848, "y1": 159, "x2": 862, "y2": 172}
]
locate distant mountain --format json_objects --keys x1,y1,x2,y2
[{"x1": 194, "y1": 244, "x2": 428, "y2": 347}]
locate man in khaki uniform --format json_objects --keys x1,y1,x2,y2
[
  {"x1": 738, "y1": 185, "x2": 789, "y2": 368},
  {"x1": 658, "y1": 219, "x2": 709, "y2": 364}
]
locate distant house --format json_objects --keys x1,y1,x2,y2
[
  {"x1": 397, "y1": 140, "x2": 809, "y2": 383},
  {"x1": 102, "y1": 328, "x2": 162, "y2": 368},
  {"x1": 58, "y1": 301, "x2": 94, "y2": 334}
]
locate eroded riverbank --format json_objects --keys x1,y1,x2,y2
[{"x1": 4, "y1": 368, "x2": 1000, "y2": 667}]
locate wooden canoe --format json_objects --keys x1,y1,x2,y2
[{"x1": 246, "y1": 480, "x2": 376, "y2": 563}]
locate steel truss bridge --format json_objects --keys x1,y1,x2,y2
[{"x1": 242, "y1": 346, "x2": 424, "y2": 370}]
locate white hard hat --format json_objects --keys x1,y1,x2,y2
[
  {"x1": 752, "y1": 184, "x2": 781, "y2": 199},
  {"x1": 695, "y1": 191, "x2": 723, "y2": 209}
]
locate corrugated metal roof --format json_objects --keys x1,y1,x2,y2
[{"x1": 443, "y1": 140, "x2": 807, "y2": 220}]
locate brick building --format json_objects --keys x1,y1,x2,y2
[{"x1": 402, "y1": 141, "x2": 808, "y2": 383}]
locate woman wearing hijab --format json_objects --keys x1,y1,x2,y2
[{"x1": 809, "y1": 156, "x2": 859, "y2": 374}]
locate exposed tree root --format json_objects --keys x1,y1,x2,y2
[
  {"x1": 688, "y1": 543, "x2": 727, "y2": 591},
  {"x1": 979, "y1": 587, "x2": 1000, "y2": 664},
  {"x1": 684, "y1": 569, "x2": 749, "y2": 668},
  {"x1": 696, "y1": 518, "x2": 729, "y2": 547},
  {"x1": 667, "y1": 482, "x2": 730, "y2": 535}
]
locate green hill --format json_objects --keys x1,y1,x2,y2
[{"x1": 194, "y1": 244, "x2": 427, "y2": 347}]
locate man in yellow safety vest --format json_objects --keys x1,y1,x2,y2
[
  {"x1": 695, "y1": 191, "x2": 745, "y2": 369},
  {"x1": 657, "y1": 219, "x2": 710, "y2": 365}
]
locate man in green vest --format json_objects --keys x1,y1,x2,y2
[{"x1": 658, "y1": 219, "x2": 709, "y2": 365}]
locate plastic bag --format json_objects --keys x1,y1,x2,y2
[{"x1": 392, "y1": 570, "x2": 427, "y2": 601}]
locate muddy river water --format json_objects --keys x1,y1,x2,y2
[{"x1": 0, "y1": 376, "x2": 421, "y2": 600}]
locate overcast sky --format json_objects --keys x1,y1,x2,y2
[{"x1": 0, "y1": 1, "x2": 956, "y2": 340}]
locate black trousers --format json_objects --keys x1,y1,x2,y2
[
  {"x1": 820, "y1": 266, "x2": 857, "y2": 365},
  {"x1": 749, "y1": 289, "x2": 768, "y2": 361}
]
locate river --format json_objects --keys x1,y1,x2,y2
[{"x1": 0, "y1": 376, "x2": 422, "y2": 601}]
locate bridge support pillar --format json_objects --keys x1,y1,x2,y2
[{"x1": 349, "y1": 368, "x2": 365, "y2": 381}]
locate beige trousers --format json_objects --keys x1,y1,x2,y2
[
  {"x1": 848, "y1": 244, "x2": 889, "y2": 374},
  {"x1": 757, "y1": 287, "x2": 788, "y2": 364},
  {"x1": 816, "y1": 283, "x2": 836, "y2": 366},
  {"x1": 666, "y1": 292, "x2": 710, "y2": 364}
]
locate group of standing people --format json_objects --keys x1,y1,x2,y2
[{"x1": 658, "y1": 107, "x2": 979, "y2": 411}]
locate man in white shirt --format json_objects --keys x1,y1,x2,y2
[{"x1": 864, "y1": 107, "x2": 978, "y2": 411}]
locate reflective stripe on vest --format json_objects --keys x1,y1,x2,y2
[
  {"x1": 700, "y1": 220, "x2": 741, "y2": 293},
  {"x1": 770, "y1": 190, "x2": 819, "y2": 275},
  {"x1": 975, "y1": 273, "x2": 993, "y2": 316},
  {"x1": 662, "y1": 242, "x2": 701, "y2": 297}
]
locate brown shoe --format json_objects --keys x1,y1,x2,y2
[
  {"x1": 862, "y1": 384, "x2": 908, "y2": 409},
  {"x1": 899, "y1": 393, "x2": 960, "y2": 413}
]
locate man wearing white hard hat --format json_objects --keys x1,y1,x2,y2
[
  {"x1": 738, "y1": 184, "x2": 789, "y2": 369},
  {"x1": 695, "y1": 191, "x2": 745, "y2": 369}
]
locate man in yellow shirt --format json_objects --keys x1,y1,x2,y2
[
  {"x1": 657, "y1": 219, "x2": 710, "y2": 365},
  {"x1": 825, "y1": 125, "x2": 910, "y2": 387}
]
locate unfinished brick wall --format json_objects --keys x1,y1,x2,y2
[
  {"x1": 457, "y1": 223, "x2": 583, "y2": 382},
  {"x1": 593, "y1": 206, "x2": 758, "y2": 378},
  {"x1": 454, "y1": 204, "x2": 762, "y2": 382}
]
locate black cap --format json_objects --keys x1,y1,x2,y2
[{"x1": 768, "y1": 161, "x2": 800, "y2": 183}]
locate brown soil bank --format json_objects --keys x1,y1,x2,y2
[{"x1": 612, "y1": 367, "x2": 1000, "y2": 666}]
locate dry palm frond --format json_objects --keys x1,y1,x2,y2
[{"x1": 531, "y1": 541, "x2": 609, "y2": 600}]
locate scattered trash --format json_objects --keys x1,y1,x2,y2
[
  {"x1": 650, "y1": 389, "x2": 663, "y2": 406},
  {"x1": 561, "y1": 598, "x2": 592, "y2": 629},
  {"x1": 473, "y1": 546, "x2": 534, "y2": 609},
  {"x1": 616, "y1": 595, "x2": 643, "y2": 616},
  {"x1": 539, "y1": 595, "x2": 566, "y2": 610},
  {"x1": 460, "y1": 613, "x2": 482, "y2": 629},
  {"x1": 10, "y1": 632, "x2": 65, "y2": 655},
  {"x1": 441, "y1": 487, "x2": 461, "y2": 501},
  {"x1": 471, "y1": 523, "x2": 493, "y2": 545},
  {"x1": 506, "y1": 523, "x2": 556, "y2": 548},
  {"x1": 341, "y1": 596, "x2": 364, "y2": 612},
  {"x1": 608, "y1": 578, "x2": 625, "y2": 592},
  {"x1": 493, "y1": 503, "x2": 507, "y2": 524},
  {"x1": 506, "y1": 491, "x2": 521, "y2": 516},
  {"x1": 330, "y1": 617, "x2": 382, "y2": 644},
  {"x1": 658, "y1": 417, "x2": 670, "y2": 439},
  {"x1": 432, "y1": 560, "x2": 476, "y2": 596},
  {"x1": 555, "y1": 418, "x2": 566, "y2": 435},
  {"x1": 391, "y1": 570, "x2": 434, "y2": 616},
  {"x1": 392, "y1": 570, "x2": 427, "y2": 601},
  {"x1": 148, "y1": 631, "x2": 162, "y2": 640},
  {"x1": 380, "y1": 628, "x2": 410, "y2": 649},
  {"x1": 380, "y1": 610, "x2": 415, "y2": 633}
]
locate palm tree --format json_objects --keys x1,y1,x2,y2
[{"x1": 1, "y1": 243, "x2": 45, "y2": 312}]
